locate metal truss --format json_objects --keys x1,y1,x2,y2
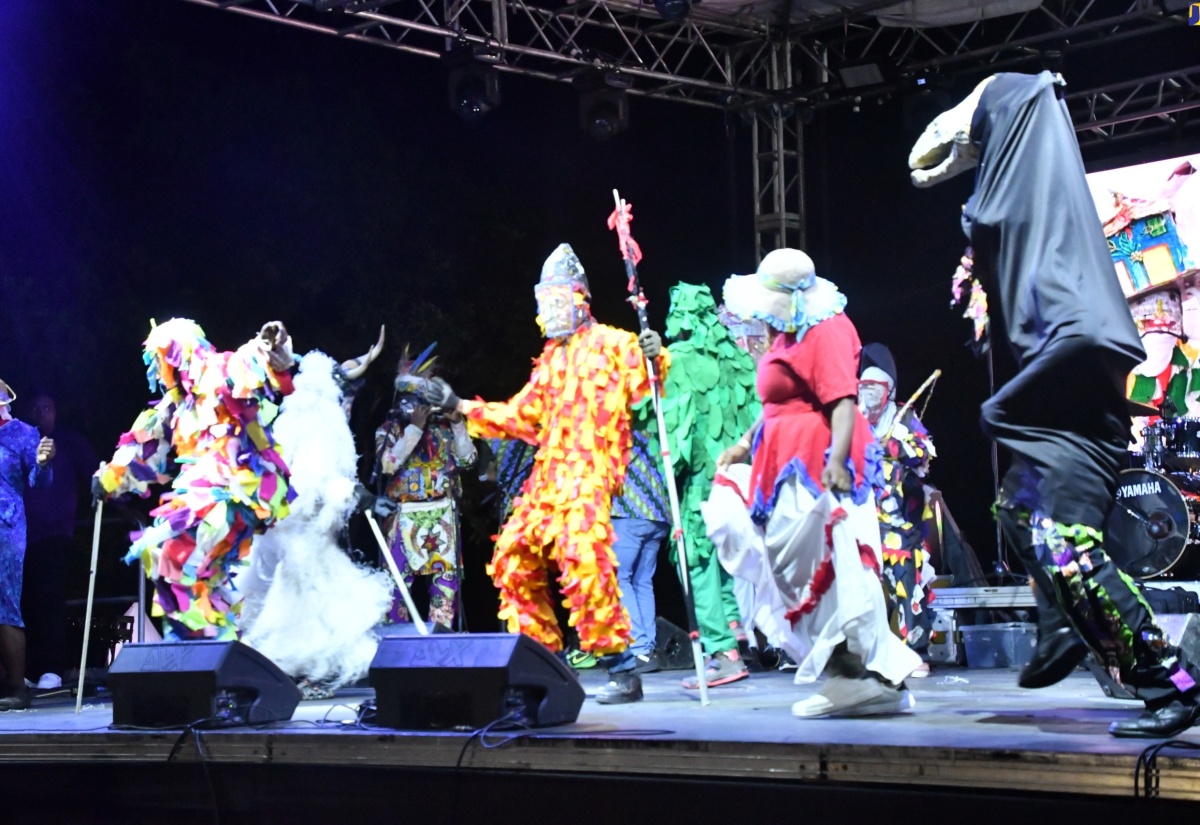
[
  {"x1": 181, "y1": 0, "x2": 781, "y2": 108},
  {"x1": 179, "y1": 0, "x2": 1198, "y2": 258},
  {"x1": 750, "y1": 41, "x2": 805, "y2": 261},
  {"x1": 799, "y1": 0, "x2": 1185, "y2": 101},
  {"x1": 1067, "y1": 65, "x2": 1200, "y2": 146}
]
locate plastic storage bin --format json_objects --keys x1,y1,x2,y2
[{"x1": 960, "y1": 622, "x2": 1037, "y2": 669}]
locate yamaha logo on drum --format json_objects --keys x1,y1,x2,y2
[{"x1": 1117, "y1": 480, "x2": 1163, "y2": 498}]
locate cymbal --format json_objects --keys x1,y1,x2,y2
[{"x1": 1126, "y1": 398, "x2": 1160, "y2": 418}]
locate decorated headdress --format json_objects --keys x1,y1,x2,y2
[
  {"x1": 535, "y1": 243, "x2": 593, "y2": 339},
  {"x1": 908, "y1": 76, "x2": 997, "y2": 188},
  {"x1": 0, "y1": 379, "x2": 14, "y2": 407},
  {"x1": 393, "y1": 342, "x2": 439, "y2": 398},
  {"x1": 142, "y1": 318, "x2": 214, "y2": 394},
  {"x1": 539, "y1": 243, "x2": 590, "y2": 295},
  {"x1": 722, "y1": 248, "x2": 846, "y2": 339}
]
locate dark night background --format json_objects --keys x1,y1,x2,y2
[{"x1": 1, "y1": 0, "x2": 1197, "y2": 632}]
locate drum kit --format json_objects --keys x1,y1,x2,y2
[{"x1": 1106, "y1": 413, "x2": 1200, "y2": 579}]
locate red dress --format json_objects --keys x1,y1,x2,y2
[{"x1": 749, "y1": 313, "x2": 880, "y2": 523}]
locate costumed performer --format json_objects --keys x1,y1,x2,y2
[
  {"x1": 425, "y1": 243, "x2": 668, "y2": 705},
  {"x1": 375, "y1": 344, "x2": 477, "y2": 631},
  {"x1": 659, "y1": 282, "x2": 760, "y2": 688},
  {"x1": 93, "y1": 319, "x2": 296, "y2": 641},
  {"x1": 607, "y1": 414, "x2": 670, "y2": 675},
  {"x1": 707, "y1": 249, "x2": 922, "y2": 718},
  {"x1": 857, "y1": 343, "x2": 937, "y2": 667},
  {"x1": 0, "y1": 379, "x2": 55, "y2": 711},
  {"x1": 239, "y1": 331, "x2": 394, "y2": 698},
  {"x1": 909, "y1": 70, "x2": 1200, "y2": 738}
]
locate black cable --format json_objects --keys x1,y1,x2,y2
[
  {"x1": 193, "y1": 725, "x2": 222, "y2": 825},
  {"x1": 1135, "y1": 737, "x2": 1200, "y2": 798}
]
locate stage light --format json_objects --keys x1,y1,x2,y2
[
  {"x1": 653, "y1": 0, "x2": 691, "y2": 22},
  {"x1": 575, "y1": 71, "x2": 631, "y2": 140},
  {"x1": 294, "y1": 0, "x2": 403, "y2": 9},
  {"x1": 443, "y1": 42, "x2": 501, "y2": 123},
  {"x1": 837, "y1": 61, "x2": 889, "y2": 90}
]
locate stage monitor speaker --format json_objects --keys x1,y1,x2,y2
[
  {"x1": 654, "y1": 616, "x2": 696, "y2": 671},
  {"x1": 369, "y1": 632, "x2": 584, "y2": 730},
  {"x1": 107, "y1": 640, "x2": 302, "y2": 728}
]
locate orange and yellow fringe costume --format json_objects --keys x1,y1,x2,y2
[{"x1": 462, "y1": 322, "x2": 669, "y2": 654}]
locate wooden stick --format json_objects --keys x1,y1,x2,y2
[
  {"x1": 364, "y1": 510, "x2": 429, "y2": 636},
  {"x1": 76, "y1": 500, "x2": 103, "y2": 714}
]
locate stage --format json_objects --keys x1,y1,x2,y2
[{"x1": 3, "y1": 665, "x2": 1200, "y2": 822}]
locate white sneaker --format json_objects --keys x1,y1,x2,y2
[
  {"x1": 792, "y1": 675, "x2": 915, "y2": 719},
  {"x1": 36, "y1": 673, "x2": 62, "y2": 690}
]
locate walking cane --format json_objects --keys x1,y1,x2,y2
[
  {"x1": 76, "y1": 499, "x2": 103, "y2": 714},
  {"x1": 364, "y1": 509, "x2": 429, "y2": 636},
  {"x1": 609, "y1": 190, "x2": 711, "y2": 706}
]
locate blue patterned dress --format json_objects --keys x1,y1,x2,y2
[{"x1": 0, "y1": 419, "x2": 52, "y2": 627}]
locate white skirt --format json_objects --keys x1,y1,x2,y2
[{"x1": 704, "y1": 464, "x2": 921, "y2": 686}]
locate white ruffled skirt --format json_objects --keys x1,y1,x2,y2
[{"x1": 704, "y1": 464, "x2": 921, "y2": 686}]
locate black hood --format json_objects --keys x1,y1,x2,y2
[{"x1": 963, "y1": 71, "x2": 1144, "y2": 374}]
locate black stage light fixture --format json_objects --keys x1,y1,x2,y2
[
  {"x1": 294, "y1": 0, "x2": 403, "y2": 9},
  {"x1": 836, "y1": 59, "x2": 891, "y2": 90},
  {"x1": 640, "y1": 0, "x2": 694, "y2": 22},
  {"x1": 444, "y1": 42, "x2": 502, "y2": 123},
  {"x1": 575, "y1": 70, "x2": 631, "y2": 140},
  {"x1": 654, "y1": 0, "x2": 691, "y2": 21},
  {"x1": 108, "y1": 641, "x2": 301, "y2": 728}
]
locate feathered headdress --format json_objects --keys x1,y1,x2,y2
[{"x1": 394, "y1": 342, "x2": 439, "y2": 398}]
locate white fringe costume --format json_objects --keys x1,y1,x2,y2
[{"x1": 239, "y1": 351, "x2": 393, "y2": 687}]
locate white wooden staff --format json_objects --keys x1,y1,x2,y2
[
  {"x1": 75, "y1": 499, "x2": 103, "y2": 714},
  {"x1": 364, "y1": 509, "x2": 429, "y2": 636}
]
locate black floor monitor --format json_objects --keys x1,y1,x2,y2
[
  {"x1": 369, "y1": 632, "x2": 584, "y2": 730},
  {"x1": 107, "y1": 640, "x2": 301, "y2": 728}
]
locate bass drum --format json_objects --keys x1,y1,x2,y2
[{"x1": 1106, "y1": 469, "x2": 1200, "y2": 579}]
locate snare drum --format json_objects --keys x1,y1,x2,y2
[
  {"x1": 1164, "y1": 418, "x2": 1200, "y2": 469},
  {"x1": 1106, "y1": 469, "x2": 1200, "y2": 579}
]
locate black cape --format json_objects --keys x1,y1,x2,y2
[{"x1": 965, "y1": 71, "x2": 1145, "y2": 528}]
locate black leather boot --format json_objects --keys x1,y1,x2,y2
[{"x1": 1019, "y1": 584, "x2": 1089, "y2": 689}]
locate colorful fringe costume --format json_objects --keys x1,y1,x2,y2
[
  {"x1": 376, "y1": 414, "x2": 476, "y2": 630},
  {"x1": 97, "y1": 319, "x2": 295, "y2": 641},
  {"x1": 858, "y1": 345, "x2": 938, "y2": 652},
  {"x1": 462, "y1": 317, "x2": 669, "y2": 655},
  {"x1": 658, "y1": 283, "x2": 760, "y2": 657}
]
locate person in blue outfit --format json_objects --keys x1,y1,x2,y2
[
  {"x1": 601, "y1": 420, "x2": 670, "y2": 689},
  {"x1": 0, "y1": 379, "x2": 55, "y2": 711}
]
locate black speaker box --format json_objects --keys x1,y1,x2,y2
[
  {"x1": 654, "y1": 616, "x2": 696, "y2": 671},
  {"x1": 107, "y1": 641, "x2": 302, "y2": 728},
  {"x1": 369, "y1": 633, "x2": 584, "y2": 729}
]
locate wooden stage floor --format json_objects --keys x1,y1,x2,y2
[{"x1": 3, "y1": 664, "x2": 1200, "y2": 819}]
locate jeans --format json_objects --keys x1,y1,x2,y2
[{"x1": 608, "y1": 517, "x2": 668, "y2": 671}]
